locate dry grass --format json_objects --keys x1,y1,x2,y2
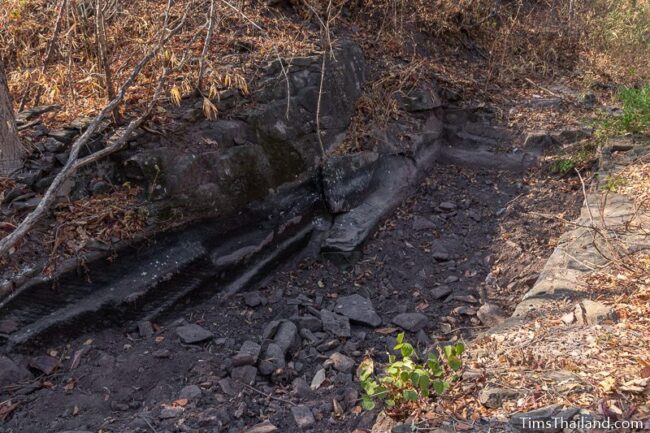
[
  {"x1": 1, "y1": 0, "x2": 318, "y2": 124},
  {"x1": 3, "y1": 0, "x2": 648, "y2": 135}
]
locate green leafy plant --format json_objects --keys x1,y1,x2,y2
[
  {"x1": 550, "y1": 142, "x2": 598, "y2": 174},
  {"x1": 357, "y1": 333, "x2": 464, "y2": 411},
  {"x1": 599, "y1": 84, "x2": 650, "y2": 135},
  {"x1": 550, "y1": 158, "x2": 576, "y2": 174},
  {"x1": 601, "y1": 175, "x2": 627, "y2": 192}
]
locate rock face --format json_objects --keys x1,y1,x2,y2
[
  {"x1": 119, "y1": 41, "x2": 366, "y2": 216},
  {"x1": 321, "y1": 152, "x2": 379, "y2": 213}
]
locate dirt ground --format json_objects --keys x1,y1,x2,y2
[{"x1": 0, "y1": 156, "x2": 587, "y2": 433}]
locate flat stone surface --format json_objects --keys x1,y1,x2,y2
[
  {"x1": 392, "y1": 312, "x2": 428, "y2": 332},
  {"x1": 334, "y1": 294, "x2": 382, "y2": 327},
  {"x1": 479, "y1": 387, "x2": 520, "y2": 408},
  {"x1": 295, "y1": 315, "x2": 322, "y2": 331},
  {"x1": 431, "y1": 285, "x2": 452, "y2": 299},
  {"x1": 320, "y1": 310, "x2": 351, "y2": 337},
  {"x1": 175, "y1": 324, "x2": 214, "y2": 344},
  {"x1": 29, "y1": 355, "x2": 60, "y2": 375},
  {"x1": 291, "y1": 404, "x2": 316, "y2": 429},
  {"x1": 178, "y1": 384, "x2": 202, "y2": 400}
]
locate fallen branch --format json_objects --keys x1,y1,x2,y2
[{"x1": 0, "y1": 2, "x2": 190, "y2": 259}]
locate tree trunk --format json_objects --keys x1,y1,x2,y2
[{"x1": 0, "y1": 64, "x2": 23, "y2": 176}]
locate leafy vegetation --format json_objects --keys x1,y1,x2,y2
[
  {"x1": 358, "y1": 333, "x2": 464, "y2": 412},
  {"x1": 599, "y1": 85, "x2": 650, "y2": 135},
  {"x1": 601, "y1": 175, "x2": 627, "y2": 192},
  {"x1": 550, "y1": 143, "x2": 598, "y2": 175}
]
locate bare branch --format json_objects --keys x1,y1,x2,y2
[
  {"x1": 95, "y1": 0, "x2": 120, "y2": 123},
  {"x1": 198, "y1": 0, "x2": 217, "y2": 91}
]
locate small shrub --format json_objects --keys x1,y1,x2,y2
[
  {"x1": 601, "y1": 175, "x2": 627, "y2": 192},
  {"x1": 550, "y1": 141, "x2": 598, "y2": 175},
  {"x1": 550, "y1": 158, "x2": 576, "y2": 174},
  {"x1": 358, "y1": 333, "x2": 464, "y2": 411},
  {"x1": 599, "y1": 84, "x2": 650, "y2": 135}
]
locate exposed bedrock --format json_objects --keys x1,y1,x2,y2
[
  {"x1": 0, "y1": 39, "x2": 528, "y2": 347},
  {"x1": 118, "y1": 40, "x2": 366, "y2": 215}
]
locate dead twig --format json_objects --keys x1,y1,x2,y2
[
  {"x1": 95, "y1": 0, "x2": 120, "y2": 124},
  {"x1": 198, "y1": 0, "x2": 217, "y2": 91},
  {"x1": 244, "y1": 384, "x2": 297, "y2": 406}
]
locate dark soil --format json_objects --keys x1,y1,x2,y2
[{"x1": 0, "y1": 161, "x2": 585, "y2": 433}]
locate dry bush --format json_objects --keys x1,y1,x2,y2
[
  {"x1": 580, "y1": 0, "x2": 650, "y2": 84},
  {"x1": 2, "y1": 0, "x2": 648, "y2": 142},
  {"x1": 1, "y1": 0, "x2": 319, "y2": 123}
]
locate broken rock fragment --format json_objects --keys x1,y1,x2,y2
[
  {"x1": 479, "y1": 387, "x2": 520, "y2": 408},
  {"x1": 29, "y1": 355, "x2": 60, "y2": 375},
  {"x1": 576, "y1": 299, "x2": 617, "y2": 325},
  {"x1": 320, "y1": 310, "x2": 351, "y2": 337},
  {"x1": 244, "y1": 420, "x2": 278, "y2": 433},
  {"x1": 0, "y1": 356, "x2": 31, "y2": 386},
  {"x1": 233, "y1": 340, "x2": 262, "y2": 366},
  {"x1": 175, "y1": 324, "x2": 214, "y2": 344},
  {"x1": 258, "y1": 343, "x2": 286, "y2": 376},
  {"x1": 291, "y1": 404, "x2": 316, "y2": 429},
  {"x1": 231, "y1": 365, "x2": 258, "y2": 385},
  {"x1": 392, "y1": 312, "x2": 428, "y2": 332},
  {"x1": 334, "y1": 294, "x2": 382, "y2": 327},
  {"x1": 326, "y1": 352, "x2": 355, "y2": 373}
]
